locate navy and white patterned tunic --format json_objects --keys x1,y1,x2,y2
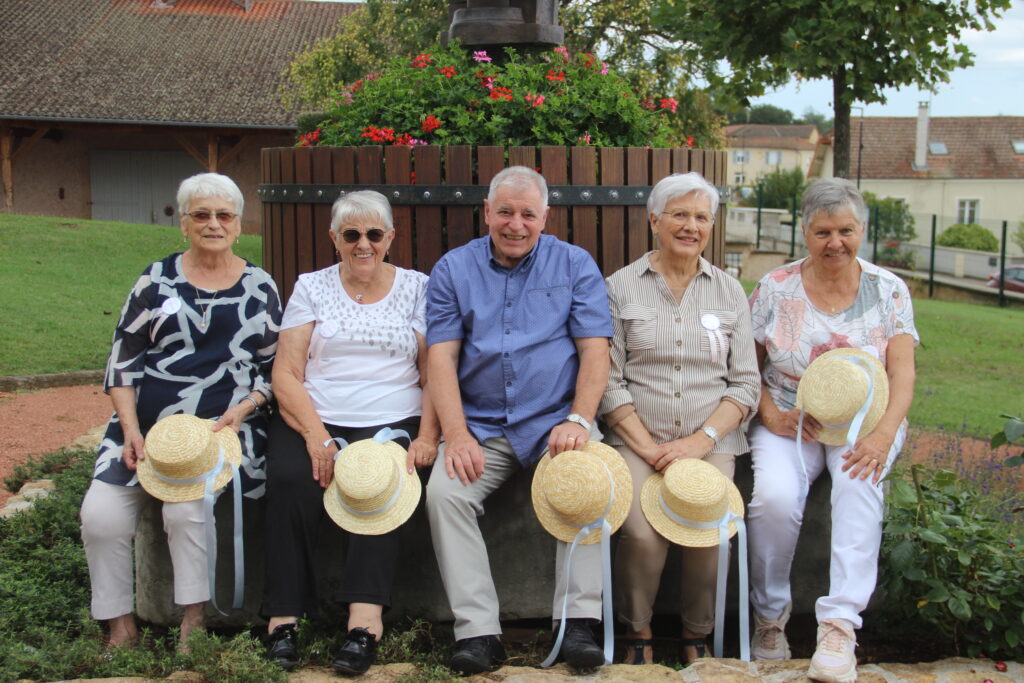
[{"x1": 95, "y1": 253, "x2": 282, "y2": 499}]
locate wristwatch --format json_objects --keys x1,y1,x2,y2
[
  {"x1": 564, "y1": 413, "x2": 592, "y2": 433},
  {"x1": 698, "y1": 425, "x2": 720, "y2": 446}
]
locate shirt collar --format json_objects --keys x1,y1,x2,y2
[
  {"x1": 487, "y1": 234, "x2": 543, "y2": 272},
  {"x1": 639, "y1": 251, "x2": 712, "y2": 279}
]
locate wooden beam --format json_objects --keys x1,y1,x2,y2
[
  {"x1": 218, "y1": 135, "x2": 252, "y2": 167},
  {"x1": 207, "y1": 133, "x2": 218, "y2": 172},
  {"x1": 172, "y1": 133, "x2": 208, "y2": 169},
  {"x1": 1, "y1": 125, "x2": 12, "y2": 210},
  {"x1": 11, "y1": 128, "x2": 48, "y2": 164}
]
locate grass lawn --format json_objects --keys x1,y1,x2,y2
[{"x1": 0, "y1": 214, "x2": 262, "y2": 376}]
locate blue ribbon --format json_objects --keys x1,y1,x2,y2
[
  {"x1": 541, "y1": 464, "x2": 615, "y2": 668},
  {"x1": 149, "y1": 444, "x2": 244, "y2": 615},
  {"x1": 324, "y1": 427, "x2": 410, "y2": 461},
  {"x1": 659, "y1": 496, "x2": 749, "y2": 661}
]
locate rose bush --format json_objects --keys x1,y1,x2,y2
[{"x1": 299, "y1": 45, "x2": 692, "y2": 149}]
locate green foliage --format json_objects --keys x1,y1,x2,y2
[
  {"x1": 990, "y1": 414, "x2": 1024, "y2": 467},
  {"x1": 880, "y1": 464, "x2": 1024, "y2": 659},
  {"x1": 729, "y1": 103, "x2": 794, "y2": 125},
  {"x1": 1011, "y1": 221, "x2": 1024, "y2": 253},
  {"x1": 309, "y1": 45, "x2": 682, "y2": 148},
  {"x1": 747, "y1": 167, "x2": 806, "y2": 210},
  {"x1": 936, "y1": 223, "x2": 1000, "y2": 252},
  {"x1": 798, "y1": 107, "x2": 833, "y2": 134},
  {"x1": 863, "y1": 191, "x2": 916, "y2": 243}
]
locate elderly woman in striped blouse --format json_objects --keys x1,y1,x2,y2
[{"x1": 599, "y1": 172, "x2": 760, "y2": 665}]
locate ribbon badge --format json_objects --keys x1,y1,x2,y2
[{"x1": 701, "y1": 313, "x2": 727, "y2": 364}]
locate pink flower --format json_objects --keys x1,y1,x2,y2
[
  {"x1": 600, "y1": 62, "x2": 609, "y2": 75},
  {"x1": 809, "y1": 334, "x2": 854, "y2": 363},
  {"x1": 659, "y1": 97, "x2": 679, "y2": 114},
  {"x1": 553, "y1": 46, "x2": 569, "y2": 62},
  {"x1": 577, "y1": 132, "x2": 592, "y2": 145},
  {"x1": 525, "y1": 93, "x2": 545, "y2": 108},
  {"x1": 472, "y1": 50, "x2": 492, "y2": 62}
]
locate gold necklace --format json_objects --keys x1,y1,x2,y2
[{"x1": 194, "y1": 286, "x2": 219, "y2": 329}]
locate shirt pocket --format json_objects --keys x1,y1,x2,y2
[
  {"x1": 525, "y1": 285, "x2": 571, "y2": 336},
  {"x1": 697, "y1": 309, "x2": 738, "y2": 362},
  {"x1": 619, "y1": 303, "x2": 657, "y2": 351}
]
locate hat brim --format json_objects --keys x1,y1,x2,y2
[
  {"x1": 324, "y1": 441, "x2": 421, "y2": 535},
  {"x1": 797, "y1": 347, "x2": 889, "y2": 447},
  {"x1": 138, "y1": 421, "x2": 242, "y2": 503},
  {"x1": 639, "y1": 466, "x2": 743, "y2": 548},
  {"x1": 531, "y1": 441, "x2": 632, "y2": 545}
]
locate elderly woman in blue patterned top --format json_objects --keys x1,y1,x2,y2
[
  {"x1": 80, "y1": 173, "x2": 281, "y2": 648},
  {"x1": 600, "y1": 172, "x2": 761, "y2": 665}
]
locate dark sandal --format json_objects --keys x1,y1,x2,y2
[
  {"x1": 623, "y1": 638, "x2": 654, "y2": 665},
  {"x1": 680, "y1": 636, "x2": 707, "y2": 664}
]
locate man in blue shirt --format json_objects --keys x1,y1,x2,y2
[{"x1": 425, "y1": 166, "x2": 612, "y2": 673}]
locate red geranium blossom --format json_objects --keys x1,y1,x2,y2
[
  {"x1": 438, "y1": 66, "x2": 457, "y2": 79},
  {"x1": 489, "y1": 86, "x2": 513, "y2": 101},
  {"x1": 422, "y1": 114, "x2": 442, "y2": 133},
  {"x1": 659, "y1": 97, "x2": 679, "y2": 114},
  {"x1": 412, "y1": 53, "x2": 432, "y2": 68},
  {"x1": 545, "y1": 69, "x2": 566, "y2": 81}
]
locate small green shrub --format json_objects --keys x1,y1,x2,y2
[
  {"x1": 935, "y1": 223, "x2": 999, "y2": 252},
  {"x1": 990, "y1": 413, "x2": 1024, "y2": 466},
  {"x1": 880, "y1": 464, "x2": 1024, "y2": 658}
]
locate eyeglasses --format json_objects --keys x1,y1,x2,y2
[
  {"x1": 186, "y1": 210, "x2": 238, "y2": 224},
  {"x1": 660, "y1": 210, "x2": 713, "y2": 227},
  {"x1": 340, "y1": 228, "x2": 387, "y2": 243}
]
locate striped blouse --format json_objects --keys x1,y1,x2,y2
[{"x1": 599, "y1": 253, "x2": 761, "y2": 455}]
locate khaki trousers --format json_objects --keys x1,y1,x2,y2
[
  {"x1": 426, "y1": 435, "x2": 604, "y2": 641},
  {"x1": 612, "y1": 444, "x2": 736, "y2": 635}
]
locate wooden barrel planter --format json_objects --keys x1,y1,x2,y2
[{"x1": 259, "y1": 145, "x2": 727, "y2": 303}]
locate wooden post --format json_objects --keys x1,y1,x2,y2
[
  {"x1": 1, "y1": 125, "x2": 12, "y2": 211},
  {"x1": 207, "y1": 134, "x2": 219, "y2": 172}
]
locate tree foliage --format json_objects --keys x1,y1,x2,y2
[
  {"x1": 936, "y1": 223, "x2": 1000, "y2": 252},
  {"x1": 658, "y1": 0, "x2": 1012, "y2": 176},
  {"x1": 729, "y1": 103, "x2": 794, "y2": 125},
  {"x1": 746, "y1": 167, "x2": 806, "y2": 210},
  {"x1": 862, "y1": 191, "x2": 916, "y2": 243}
]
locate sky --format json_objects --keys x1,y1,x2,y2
[{"x1": 751, "y1": 1, "x2": 1024, "y2": 119}]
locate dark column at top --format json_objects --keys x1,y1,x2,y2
[{"x1": 441, "y1": 1, "x2": 564, "y2": 52}]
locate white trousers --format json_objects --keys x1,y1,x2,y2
[
  {"x1": 426, "y1": 436, "x2": 603, "y2": 641},
  {"x1": 747, "y1": 423, "x2": 904, "y2": 628},
  {"x1": 80, "y1": 479, "x2": 213, "y2": 620}
]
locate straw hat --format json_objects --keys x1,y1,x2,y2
[
  {"x1": 323, "y1": 438, "x2": 421, "y2": 535},
  {"x1": 796, "y1": 347, "x2": 889, "y2": 446},
  {"x1": 137, "y1": 414, "x2": 242, "y2": 503},
  {"x1": 531, "y1": 441, "x2": 632, "y2": 545},
  {"x1": 641, "y1": 459, "x2": 743, "y2": 548}
]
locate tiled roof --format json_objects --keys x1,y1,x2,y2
[
  {"x1": 0, "y1": 0, "x2": 359, "y2": 128},
  {"x1": 726, "y1": 124, "x2": 818, "y2": 140},
  {"x1": 850, "y1": 116, "x2": 1024, "y2": 180}
]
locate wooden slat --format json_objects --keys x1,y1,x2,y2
[
  {"x1": 651, "y1": 148, "x2": 671, "y2": 185},
  {"x1": 508, "y1": 146, "x2": 535, "y2": 169},
  {"x1": 293, "y1": 146, "x2": 315, "y2": 277},
  {"x1": 311, "y1": 147, "x2": 334, "y2": 271},
  {"x1": 355, "y1": 146, "x2": 383, "y2": 184},
  {"x1": 445, "y1": 145, "x2": 475, "y2": 250},
  {"x1": 570, "y1": 146, "x2": 598, "y2": 263},
  {"x1": 476, "y1": 146, "x2": 506, "y2": 237},
  {"x1": 690, "y1": 149, "x2": 705, "y2": 179},
  {"x1": 268, "y1": 148, "x2": 285, "y2": 300},
  {"x1": 540, "y1": 146, "x2": 567, "y2": 242},
  {"x1": 279, "y1": 149, "x2": 297, "y2": 304},
  {"x1": 672, "y1": 148, "x2": 689, "y2": 175},
  {"x1": 713, "y1": 150, "x2": 727, "y2": 266},
  {"x1": 331, "y1": 147, "x2": 357, "y2": 272},
  {"x1": 384, "y1": 145, "x2": 414, "y2": 270},
  {"x1": 413, "y1": 145, "x2": 443, "y2": 274},
  {"x1": 599, "y1": 147, "x2": 625, "y2": 274},
  {"x1": 260, "y1": 147, "x2": 274, "y2": 281},
  {"x1": 626, "y1": 147, "x2": 650, "y2": 263}
]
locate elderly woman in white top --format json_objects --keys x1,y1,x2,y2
[
  {"x1": 600, "y1": 172, "x2": 760, "y2": 664},
  {"x1": 261, "y1": 191, "x2": 439, "y2": 675},
  {"x1": 747, "y1": 177, "x2": 917, "y2": 683}
]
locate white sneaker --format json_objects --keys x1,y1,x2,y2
[
  {"x1": 807, "y1": 619, "x2": 858, "y2": 683},
  {"x1": 751, "y1": 602, "x2": 791, "y2": 660}
]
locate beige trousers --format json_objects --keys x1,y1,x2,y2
[
  {"x1": 612, "y1": 444, "x2": 736, "y2": 634},
  {"x1": 80, "y1": 479, "x2": 212, "y2": 620},
  {"x1": 426, "y1": 435, "x2": 604, "y2": 641}
]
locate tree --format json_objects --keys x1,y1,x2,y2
[
  {"x1": 862, "y1": 191, "x2": 915, "y2": 242},
  {"x1": 746, "y1": 167, "x2": 806, "y2": 210},
  {"x1": 657, "y1": 0, "x2": 1011, "y2": 177},
  {"x1": 797, "y1": 108, "x2": 832, "y2": 135}
]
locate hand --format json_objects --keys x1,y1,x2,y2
[
  {"x1": 212, "y1": 402, "x2": 250, "y2": 434},
  {"x1": 443, "y1": 431, "x2": 485, "y2": 485},
  {"x1": 762, "y1": 407, "x2": 820, "y2": 442},
  {"x1": 122, "y1": 427, "x2": 146, "y2": 470},
  {"x1": 305, "y1": 433, "x2": 337, "y2": 489},
  {"x1": 841, "y1": 430, "x2": 893, "y2": 484},
  {"x1": 651, "y1": 434, "x2": 710, "y2": 471},
  {"x1": 407, "y1": 436, "x2": 439, "y2": 473},
  {"x1": 547, "y1": 421, "x2": 589, "y2": 457}
]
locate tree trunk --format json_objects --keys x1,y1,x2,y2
[{"x1": 832, "y1": 64, "x2": 850, "y2": 179}]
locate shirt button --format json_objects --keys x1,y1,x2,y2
[
  {"x1": 506, "y1": 301, "x2": 513, "y2": 307},
  {"x1": 505, "y1": 329, "x2": 511, "y2": 335},
  {"x1": 674, "y1": 365, "x2": 681, "y2": 371},
  {"x1": 674, "y1": 391, "x2": 681, "y2": 398},
  {"x1": 674, "y1": 420, "x2": 681, "y2": 427},
  {"x1": 506, "y1": 381, "x2": 512, "y2": 387},
  {"x1": 503, "y1": 352, "x2": 510, "y2": 358},
  {"x1": 676, "y1": 340, "x2": 682, "y2": 346},
  {"x1": 892, "y1": 291, "x2": 899, "y2": 299},
  {"x1": 507, "y1": 408, "x2": 513, "y2": 413},
  {"x1": 675, "y1": 318, "x2": 682, "y2": 323}
]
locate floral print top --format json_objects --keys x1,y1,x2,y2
[{"x1": 749, "y1": 257, "x2": 919, "y2": 413}]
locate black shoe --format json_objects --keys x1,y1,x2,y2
[
  {"x1": 332, "y1": 627, "x2": 377, "y2": 676},
  {"x1": 449, "y1": 635, "x2": 506, "y2": 675},
  {"x1": 265, "y1": 622, "x2": 299, "y2": 670},
  {"x1": 560, "y1": 619, "x2": 604, "y2": 670}
]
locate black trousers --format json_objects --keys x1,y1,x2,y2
[{"x1": 260, "y1": 411, "x2": 420, "y2": 618}]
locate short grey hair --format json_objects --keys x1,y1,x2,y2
[
  {"x1": 177, "y1": 173, "x2": 244, "y2": 216},
  {"x1": 647, "y1": 172, "x2": 719, "y2": 217},
  {"x1": 801, "y1": 177, "x2": 868, "y2": 230},
  {"x1": 487, "y1": 166, "x2": 548, "y2": 211},
  {"x1": 329, "y1": 190, "x2": 394, "y2": 234}
]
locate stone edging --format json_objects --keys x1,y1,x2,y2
[{"x1": 0, "y1": 369, "x2": 105, "y2": 392}]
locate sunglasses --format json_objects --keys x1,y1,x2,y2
[
  {"x1": 186, "y1": 210, "x2": 238, "y2": 224},
  {"x1": 340, "y1": 228, "x2": 387, "y2": 243}
]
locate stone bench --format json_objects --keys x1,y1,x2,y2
[{"x1": 135, "y1": 456, "x2": 834, "y2": 627}]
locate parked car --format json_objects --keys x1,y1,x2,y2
[{"x1": 986, "y1": 267, "x2": 1024, "y2": 293}]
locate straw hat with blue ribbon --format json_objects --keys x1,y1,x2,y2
[
  {"x1": 323, "y1": 428, "x2": 421, "y2": 536},
  {"x1": 532, "y1": 441, "x2": 632, "y2": 668},
  {"x1": 641, "y1": 458, "x2": 749, "y2": 661},
  {"x1": 137, "y1": 413, "x2": 245, "y2": 614},
  {"x1": 796, "y1": 347, "x2": 889, "y2": 447}
]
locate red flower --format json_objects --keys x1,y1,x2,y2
[
  {"x1": 995, "y1": 662, "x2": 1008, "y2": 672},
  {"x1": 686, "y1": 136, "x2": 695, "y2": 148},
  {"x1": 438, "y1": 66, "x2": 457, "y2": 79},
  {"x1": 412, "y1": 53, "x2": 432, "y2": 68},
  {"x1": 297, "y1": 128, "x2": 321, "y2": 147},
  {"x1": 581, "y1": 53, "x2": 595, "y2": 68},
  {"x1": 641, "y1": 97, "x2": 655, "y2": 111},
  {"x1": 359, "y1": 125, "x2": 396, "y2": 144},
  {"x1": 394, "y1": 133, "x2": 412, "y2": 146},
  {"x1": 489, "y1": 86, "x2": 513, "y2": 101},
  {"x1": 545, "y1": 69, "x2": 566, "y2": 81},
  {"x1": 659, "y1": 97, "x2": 679, "y2": 114},
  {"x1": 422, "y1": 114, "x2": 442, "y2": 133}
]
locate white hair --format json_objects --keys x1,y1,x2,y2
[
  {"x1": 647, "y1": 172, "x2": 719, "y2": 217},
  {"x1": 176, "y1": 173, "x2": 244, "y2": 216},
  {"x1": 329, "y1": 190, "x2": 394, "y2": 234},
  {"x1": 487, "y1": 166, "x2": 548, "y2": 210},
  {"x1": 801, "y1": 177, "x2": 868, "y2": 229}
]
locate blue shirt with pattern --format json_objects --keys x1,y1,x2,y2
[{"x1": 426, "y1": 234, "x2": 612, "y2": 465}]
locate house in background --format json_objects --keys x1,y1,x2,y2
[
  {"x1": 725, "y1": 124, "x2": 818, "y2": 193},
  {"x1": 810, "y1": 104, "x2": 1024, "y2": 252},
  {"x1": 0, "y1": 0, "x2": 358, "y2": 233}
]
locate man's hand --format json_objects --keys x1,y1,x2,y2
[
  {"x1": 443, "y1": 431, "x2": 485, "y2": 485},
  {"x1": 548, "y1": 421, "x2": 590, "y2": 457}
]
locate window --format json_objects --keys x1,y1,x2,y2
[
  {"x1": 957, "y1": 199, "x2": 979, "y2": 224},
  {"x1": 724, "y1": 251, "x2": 743, "y2": 278},
  {"x1": 1012, "y1": 140, "x2": 1024, "y2": 155},
  {"x1": 928, "y1": 141, "x2": 949, "y2": 155},
  {"x1": 733, "y1": 150, "x2": 750, "y2": 163},
  {"x1": 734, "y1": 172, "x2": 746, "y2": 185},
  {"x1": 765, "y1": 150, "x2": 781, "y2": 165}
]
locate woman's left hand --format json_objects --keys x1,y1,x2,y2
[
  {"x1": 841, "y1": 431, "x2": 893, "y2": 484},
  {"x1": 212, "y1": 402, "x2": 250, "y2": 434},
  {"x1": 652, "y1": 434, "x2": 712, "y2": 472},
  {"x1": 407, "y1": 436, "x2": 439, "y2": 473}
]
